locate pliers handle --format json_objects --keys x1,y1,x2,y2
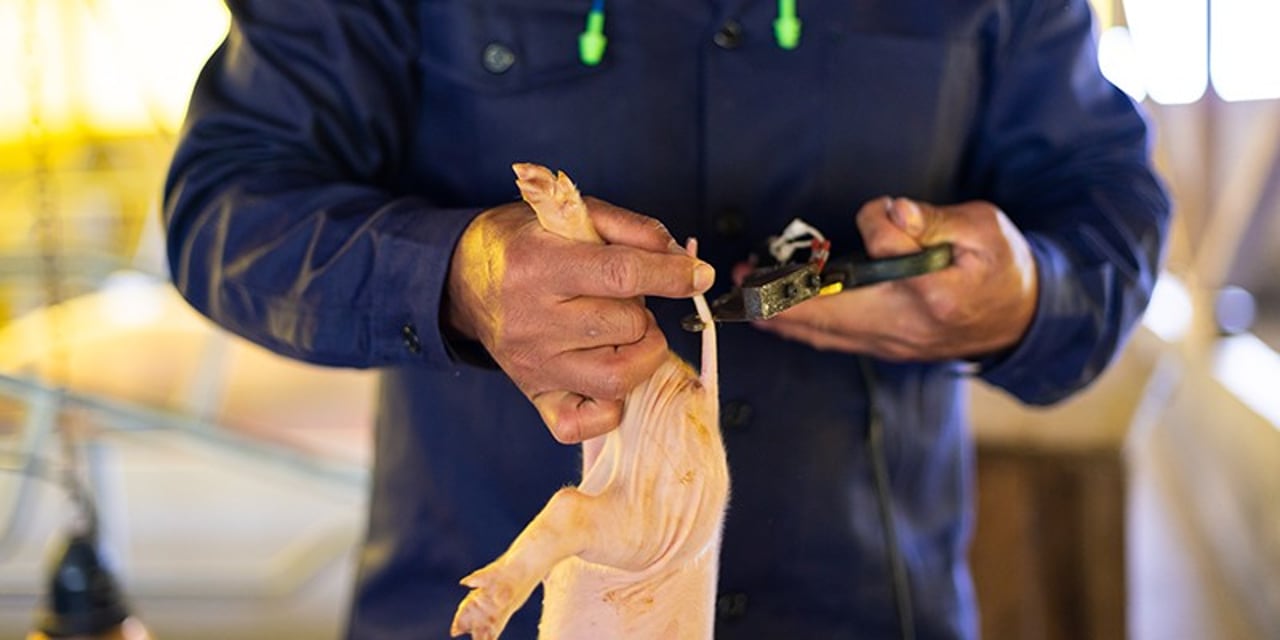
[{"x1": 682, "y1": 243, "x2": 953, "y2": 332}]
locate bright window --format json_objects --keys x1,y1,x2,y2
[
  {"x1": 1210, "y1": 0, "x2": 1280, "y2": 101},
  {"x1": 1123, "y1": 0, "x2": 1210, "y2": 105},
  {"x1": 1099, "y1": 0, "x2": 1280, "y2": 104},
  {"x1": 0, "y1": 0, "x2": 230, "y2": 141}
]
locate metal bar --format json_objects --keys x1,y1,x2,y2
[{"x1": 0, "y1": 373, "x2": 368, "y2": 488}]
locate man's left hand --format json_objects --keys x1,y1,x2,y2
[{"x1": 746, "y1": 197, "x2": 1039, "y2": 361}]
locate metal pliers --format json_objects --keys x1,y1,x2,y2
[{"x1": 682, "y1": 243, "x2": 954, "y2": 332}]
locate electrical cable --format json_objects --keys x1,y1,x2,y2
[
  {"x1": 859, "y1": 356, "x2": 915, "y2": 640},
  {"x1": 0, "y1": 450, "x2": 98, "y2": 537},
  {"x1": 21, "y1": 0, "x2": 92, "y2": 537}
]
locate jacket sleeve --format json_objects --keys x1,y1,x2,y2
[
  {"x1": 163, "y1": 0, "x2": 477, "y2": 369},
  {"x1": 966, "y1": 0, "x2": 1172, "y2": 405}
]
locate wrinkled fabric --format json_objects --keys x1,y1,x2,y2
[{"x1": 164, "y1": 1, "x2": 1170, "y2": 638}]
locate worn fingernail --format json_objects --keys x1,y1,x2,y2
[
  {"x1": 668, "y1": 239, "x2": 684, "y2": 254},
  {"x1": 693, "y1": 262, "x2": 716, "y2": 291},
  {"x1": 890, "y1": 198, "x2": 925, "y2": 236}
]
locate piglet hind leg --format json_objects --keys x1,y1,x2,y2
[
  {"x1": 450, "y1": 487, "x2": 630, "y2": 639},
  {"x1": 511, "y1": 163, "x2": 602, "y2": 244}
]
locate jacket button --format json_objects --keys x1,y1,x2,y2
[
  {"x1": 482, "y1": 42, "x2": 516, "y2": 74},
  {"x1": 401, "y1": 323, "x2": 422, "y2": 354},
  {"x1": 716, "y1": 592, "x2": 749, "y2": 619},
  {"x1": 722, "y1": 401, "x2": 753, "y2": 431},
  {"x1": 713, "y1": 20, "x2": 743, "y2": 49}
]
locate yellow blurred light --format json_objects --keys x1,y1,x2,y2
[{"x1": 0, "y1": 0, "x2": 230, "y2": 142}]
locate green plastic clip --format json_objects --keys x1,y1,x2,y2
[
  {"x1": 774, "y1": 0, "x2": 801, "y2": 50},
  {"x1": 580, "y1": 9, "x2": 607, "y2": 66}
]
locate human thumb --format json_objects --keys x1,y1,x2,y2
[{"x1": 888, "y1": 197, "x2": 932, "y2": 240}]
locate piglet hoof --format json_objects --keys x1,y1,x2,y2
[{"x1": 450, "y1": 563, "x2": 524, "y2": 639}]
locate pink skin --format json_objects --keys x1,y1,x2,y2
[{"x1": 450, "y1": 165, "x2": 727, "y2": 640}]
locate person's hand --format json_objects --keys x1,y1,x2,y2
[
  {"x1": 446, "y1": 199, "x2": 715, "y2": 443},
  {"x1": 747, "y1": 197, "x2": 1038, "y2": 360}
]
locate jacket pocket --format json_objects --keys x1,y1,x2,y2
[
  {"x1": 417, "y1": 0, "x2": 606, "y2": 95},
  {"x1": 820, "y1": 33, "x2": 980, "y2": 205},
  {"x1": 412, "y1": 0, "x2": 620, "y2": 205}
]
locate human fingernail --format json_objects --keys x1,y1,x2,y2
[
  {"x1": 891, "y1": 198, "x2": 924, "y2": 236},
  {"x1": 693, "y1": 262, "x2": 716, "y2": 291}
]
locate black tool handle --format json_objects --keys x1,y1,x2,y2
[{"x1": 824, "y1": 243, "x2": 953, "y2": 288}]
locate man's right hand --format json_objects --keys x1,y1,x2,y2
[{"x1": 445, "y1": 199, "x2": 715, "y2": 444}]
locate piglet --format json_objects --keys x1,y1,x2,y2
[{"x1": 450, "y1": 164, "x2": 728, "y2": 639}]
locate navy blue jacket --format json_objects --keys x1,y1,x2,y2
[{"x1": 164, "y1": 1, "x2": 1170, "y2": 638}]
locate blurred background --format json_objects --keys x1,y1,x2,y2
[{"x1": 0, "y1": 0, "x2": 1276, "y2": 638}]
